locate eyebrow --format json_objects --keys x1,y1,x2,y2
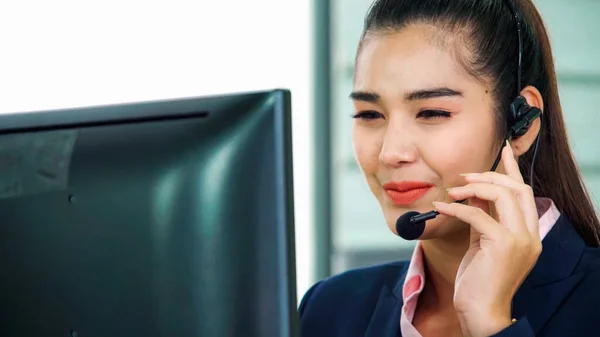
[
  {"x1": 349, "y1": 87, "x2": 463, "y2": 103},
  {"x1": 404, "y1": 87, "x2": 463, "y2": 101},
  {"x1": 349, "y1": 91, "x2": 380, "y2": 103}
]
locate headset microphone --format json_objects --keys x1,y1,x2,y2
[{"x1": 394, "y1": 142, "x2": 504, "y2": 240}]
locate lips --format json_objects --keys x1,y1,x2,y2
[{"x1": 382, "y1": 181, "x2": 433, "y2": 205}]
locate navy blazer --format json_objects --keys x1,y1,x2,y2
[{"x1": 299, "y1": 214, "x2": 600, "y2": 336}]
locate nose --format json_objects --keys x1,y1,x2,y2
[{"x1": 379, "y1": 125, "x2": 418, "y2": 168}]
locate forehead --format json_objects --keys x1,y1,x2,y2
[{"x1": 354, "y1": 24, "x2": 477, "y2": 94}]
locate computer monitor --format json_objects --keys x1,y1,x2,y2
[{"x1": 0, "y1": 89, "x2": 298, "y2": 337}]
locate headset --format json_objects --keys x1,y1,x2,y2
[{"x1": 395, "y1": 0, "x2": 543, "y2": 240}]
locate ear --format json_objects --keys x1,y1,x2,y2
[{"x1": 510, "y1": 85, "x2": 544, "y2": 157}]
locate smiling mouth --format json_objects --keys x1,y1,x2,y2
[
  {"x1": 384, "y1": 188, "x2": 431, "y2": 205},
  {"x1": 382, "y1": 181, "x2": 433, "y2": 206}
]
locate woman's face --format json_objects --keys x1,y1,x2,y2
[{"x1": 352, "y1": 24, "x2": 501, "y2": 239}]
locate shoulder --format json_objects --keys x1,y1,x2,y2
[
  {"x1": 299, "y1": 261, "x2": 408, "y2": 312},
  {"x1": 298, "y1": 260, "x2": 408, "y2": 334},
  {"x1": 564, "y1": 246, "x2": 600, "y2": 304},
  {"x1": 541, "y1": 248, "x2": 600, "y2": 335}
]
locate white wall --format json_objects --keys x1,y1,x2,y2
[{"x1": 0, "y1": 0, "x2": 315, "y2": 302}]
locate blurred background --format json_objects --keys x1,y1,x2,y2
[{"x1": 1, "y1": 0, "x2": 598, "y2": 305}]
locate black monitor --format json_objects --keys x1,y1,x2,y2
[{"x1": 0, "y1": 89, "x2": 298, "y2": 337}]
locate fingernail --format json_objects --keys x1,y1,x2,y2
[
  {"x1": 506, "y1": 139, "x2": 514, "y2": 154},
  {"x1": 459, "y1": 173, "x2": 479, "y2": 177}
]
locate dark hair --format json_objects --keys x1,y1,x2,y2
[{"x1": 357, "y1": 0, "x2": 600, "y2": 246}]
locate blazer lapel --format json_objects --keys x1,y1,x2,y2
[
  {"x1": 364, "y1": 264, "x2": 408, "y2": 337},
  {"x1": 512, "y1": 215, "x2": 587, "y2": 334}
]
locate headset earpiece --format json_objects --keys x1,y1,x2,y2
[
  {"x1": 509, "y1": 96, "x2": 527, "y2": 122},
  {"x1": 509, "y1": 95, "x2": 542, "y2": 137}
]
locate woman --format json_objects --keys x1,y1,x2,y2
[{"x1": 299, "y1": 0, "x2": 600, "y2": 336}]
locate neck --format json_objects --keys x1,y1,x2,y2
[{"x1": 419, "y1": 227, "x2": 470, "y2": 310}]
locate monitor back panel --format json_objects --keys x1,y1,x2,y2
[{"x1": 0, "y1": 95, "x2": 295, "y2": 337}]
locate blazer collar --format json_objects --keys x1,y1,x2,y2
[
  {"x1": 512, "y1": 214, "x2": 587, "y2": 334},
  {"x1": 365, "y1": 214, "x2": 587, "y2": 337},
  {"x1": 364, "y1": 263, "x2": 407, "y2": 337}
]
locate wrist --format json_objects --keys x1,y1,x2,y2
[{"x1": 458, "y1": 310, "x2": 513, "y2": 337}]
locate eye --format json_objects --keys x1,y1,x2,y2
[
  {"x1": 416, "y1": 109, "x2": 451, "y2": 119},
  {"x1": 352, "y1": 110, "x2": 384, "y2": 120}
]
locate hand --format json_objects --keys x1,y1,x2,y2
[{"x1": 432, "y1": 141, "x2": 542, "y2": 337}]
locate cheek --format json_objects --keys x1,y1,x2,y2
[
  {"x1": 352, "y1": 127, "x2": 382, "y2": 174},
  {"x1": 422, "y1": 123, "x2": 498, "y2": 187}
]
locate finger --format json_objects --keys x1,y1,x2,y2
[
  {"x1": 461, "y1": 171, "x2": 539, "y2": 235},
  {"x1": 433, "y1": 201, "x2": 504, "y2": 239},
  {"x1": 503, "y1": 140, "x2": 525, "y2": 184},
  {"x1": 468, "y1": 197, "x2": 491, "y2": 215},
  {"x1": 466, "y1": 197, "x2": 490, "y2": 245},
  {"x1": 447, "y1": 183, "x2": 527, "y2": 234}
]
